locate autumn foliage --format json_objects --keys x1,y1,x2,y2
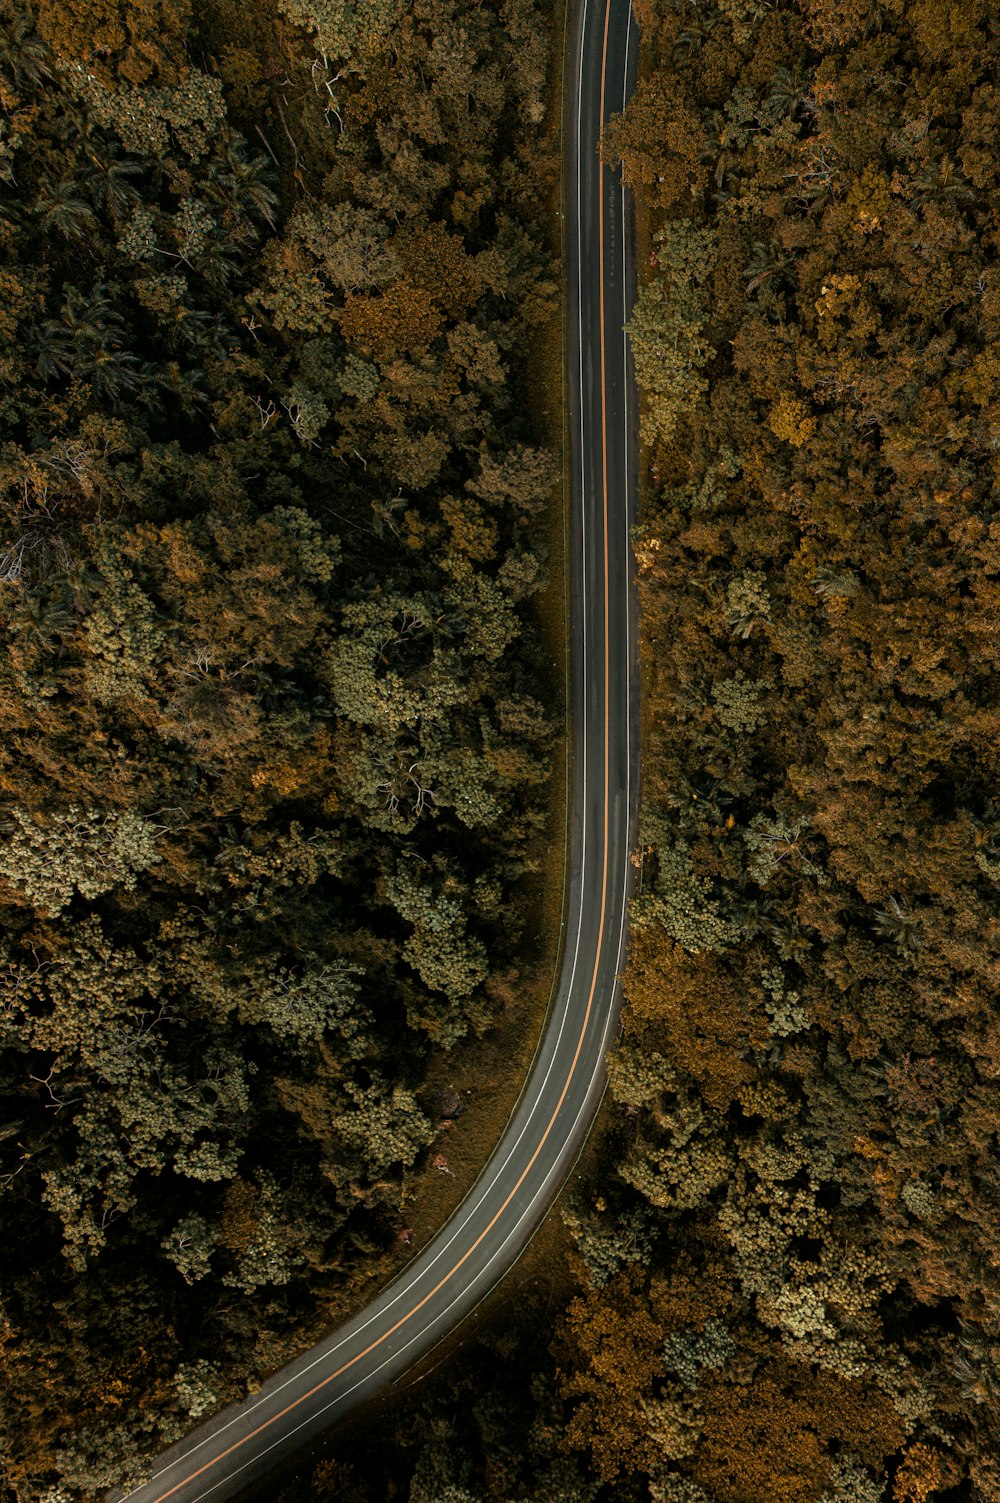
[
  {"x1": 0, "y1": 0, "x2": 559, "y2": 1492},
  {"x1": 554, "y1": 0, "x2": 1000, "y2": 1501}
]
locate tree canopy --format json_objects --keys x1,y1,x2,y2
[{"x1": 0, "y1": 0, "x2": 560, "y2": 1492}]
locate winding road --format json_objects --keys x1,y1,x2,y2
[{"x1": 113, "y1": 1, "x2": 639, "y2": 1497}]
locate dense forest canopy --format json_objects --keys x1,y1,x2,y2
[
  {"x1": 0, "y1": 0, "x2": 560, "y2": 1493},
  {"x1": 278, "y1": 1, "x2": 1000, "y2": 1502},
  {"x1": 4, "y1": 0, "x2": 1000, "y2": 1498},
  {"x1": 570, "y1": 0, "x2": 1000, "y2": 1495},
  {"x1": 621, "y1": 0, "x2": 999, "y2": 1431}
]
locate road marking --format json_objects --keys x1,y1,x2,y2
[{"x1": 124, "y1": 0, "x2": 632, "y2": 1495}]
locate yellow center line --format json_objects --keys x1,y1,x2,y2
[{"x1": 147, "y1": 3, "x2": 618, "y2": 1495}]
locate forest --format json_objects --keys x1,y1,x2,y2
[
  {"x1": 0, "y1": 0, "x2": 561, "y2": 1493},
  {"x1": 3, "y1": 0, "x2": 1000, "y2": 1499},
  {"x1": 277, "y1": 0, "x2": 1000, "y2": 1502},
  {"x1": 602, "y1": 0, "x2": 1000, "y2": 1495}
]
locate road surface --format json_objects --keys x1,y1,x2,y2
[{"x1": 113, "y1": 0, "x2": 639, "y2": 1496}]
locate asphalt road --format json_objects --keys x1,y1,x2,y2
[{"x1": 112, "y1": 2, "x2": 639, "y2": 1497}]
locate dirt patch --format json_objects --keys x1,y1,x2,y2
[{"x1": 369, "y1": 0, "x2": 576, "y2": 1276}]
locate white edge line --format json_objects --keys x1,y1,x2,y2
[{"x1": 124, "y1": 0, "x2": 602, "y2": 1495}]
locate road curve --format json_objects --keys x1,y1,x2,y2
[{"x1": 112, "y1": 5, "x2": 639, "y2": 1499}]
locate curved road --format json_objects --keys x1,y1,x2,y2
[{"x1": 114, "y1": 2, "x2": 639, "y2": 1498}]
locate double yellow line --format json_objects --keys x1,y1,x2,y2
[{"x1": 141, "y1": 0, "x2": 618, "y2": 1494}]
